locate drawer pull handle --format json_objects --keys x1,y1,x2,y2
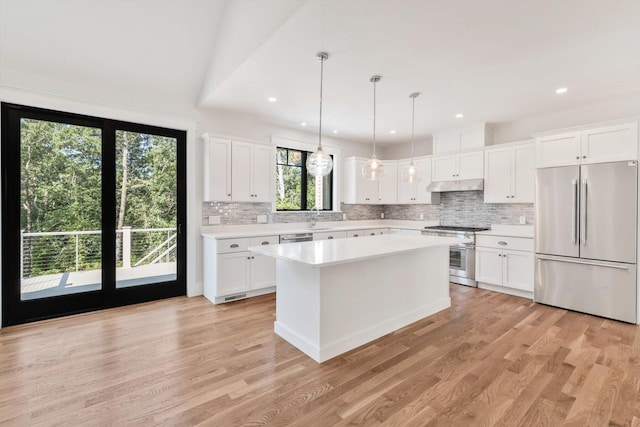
[
  {"x1": 353, "y1": 234, "x2": 359, "y2": 237},
  {"x1": 328, "y1": 236, "x2": 334, "y2": 239},
  {"x1": 261, "y1": 241, "x2": 269, "y2": 245},
  {"x1": 498, "y1": 241, "x2": 507, "y2": 245},
  {"x1": 230, "y1": 244, "x2": 239, "y2": 248}
]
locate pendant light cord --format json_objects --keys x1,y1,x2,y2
[
  {"x1": 318, "y1": 56, "x2": 324, "y2": 150},
  {"x1": 372, "y1": 79, "x2": 377, "y2": 156},
  {"x1": 410, "y1": 95, "x2": 415, "y2": 164}
]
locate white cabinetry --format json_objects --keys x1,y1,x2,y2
[
  {"x1": 535, "y1": 122, "x2": 637, "y2": 168},
  {"x1": 433, "y1": 123, "x2": 491, "y2": 154},
  {"x1": 432, "y1": 150, "x2": 484, "y2": 182},
  {"x1": 231, "y1": 141, "x2": 272, "y2": 202},
  {"x1": 202, "y1": 135, "x2": 232, "y2": 201},
  {"x1": 202, "y1": 135, "x2": 273, "y2": 202},
  {"x1": 484, "y1": 142, "x2": 534, "y2": 203},
  {"x1": 203, "y1": 235, "x2": 278, "y2": 304},
  {"x1": 397, "y1": 157, "x2": 440, "y2": 204},
  {"x1": 475, "y1": 235, "x2": 534, "y2": 297},
  {"x1": 313, "y1": 231, "x2": 347, "y2": 240},
  {"x1": 343, "y1": 157, "x2": 396, "y2": 204}
]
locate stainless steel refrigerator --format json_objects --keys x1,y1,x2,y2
[{"x1": 534, "y1": 160, "x2": 638, "y2": 323}]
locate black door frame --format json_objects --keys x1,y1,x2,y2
[{"x1": 1, "y1": 103, "x2": 187, "y2": 326}]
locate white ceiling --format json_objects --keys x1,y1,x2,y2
[{"x1": 1, "y1": 0, "x2": 639, "y2": 144}]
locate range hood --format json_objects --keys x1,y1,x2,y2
[{"x1": 426, "y1": 178, "x2": 484, "y2": 192}]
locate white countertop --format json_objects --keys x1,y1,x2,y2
[
  {"x1": 201, "y1": 219, "x2": 438, "y2": 239},
  {"x1": 249, "y1": 234, "x2": 469, "y2": 268},
  {"x1": 476, "y1": 225, "x2": 534, "y2": 238}
]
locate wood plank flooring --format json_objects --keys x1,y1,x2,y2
[{"x1": 1, "y1": 285, "x2": 639, "y2": 426}]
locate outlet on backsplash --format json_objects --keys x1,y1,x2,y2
[{"x1": 519, "y1": 216, "x2": 526, "y2": 225}]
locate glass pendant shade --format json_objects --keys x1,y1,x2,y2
[
  {"x1": 307, "y1": 147, "x2": 333, "y2": 176},
  {"x1": 402, "y1": 162, "x2": 421, "y2": 183},
  {"x1": 306, "y1": 51, "x2": 333, "y2": 177},
  {"x1": 403, "y1": 91, "x2": 422, "y2": 183},
  {"x1": 362, "y1": 155, "x2": 385, "y2": 180}
]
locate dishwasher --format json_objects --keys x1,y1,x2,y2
[{"x1": 279, "y1": 233, "x2": 313, "y2": 244}]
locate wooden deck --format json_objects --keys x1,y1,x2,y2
[
  {"x1": 1, "y1": 284, "x2": 638, "y2": 426},
  {"x1": 21, "y1": 262, "x2": 177, "y2": 299}
]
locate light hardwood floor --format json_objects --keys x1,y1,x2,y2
[{"x1": 1, "y1": 285, "x2": 639, "y2": 426}]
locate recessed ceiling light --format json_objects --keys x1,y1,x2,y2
[
  {"x1": 332, "y1": 130, "x2": 338, "y2": 134},
  {"x1": 455, "y1": 113, "x2": 464, "y2": 118},
  {"x1": 268, "y1": 97, "x2": 277, "y2": 102},
  {"x1": 556, "y1": 87, "x2": 568, "y2": 94},
  {"x1": 390, "y1": 130, "x2": 397, "y2": 134},
  {"x1": 300, "y1": 122, "x2": 307, "y2": 126}
]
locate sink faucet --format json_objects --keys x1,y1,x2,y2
[{"x1": 308, "y1": 206, "x2": 320, "y2": 228}]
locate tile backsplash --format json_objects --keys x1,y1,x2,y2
[{"x1": 202, "y1": 191, "x2": 533, "y2": 227}]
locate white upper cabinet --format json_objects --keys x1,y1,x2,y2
[
  {"x1": 484, "y1": 142, "x2": 534, "y2": 203},
  {"x1": 377, "y1": 161, "x2": 398, "y2": 204},
  {"x1": 231, "y1": 141, "x2": 273, "y2": 202},
  {"x1": 203, "y1": 135, "x2": 273, "y2": 203},
  {"x1": 432, "y1": 150, "x2": 484, "y2": 182},
  {"x1": 202, "y1": 135, "x2": 232, "y2": 201},
  {"x1": 433, "y1": 123, "x2": 491, "y2": 154},
  {"x1": 343, "y1": 157, "x2": 379, "y2": 204},
  {"x1": 536, "y1": 122, "x2": 637, "y2": 168},
  {"x1": 396, "y1": 157, "x2": 439, "y2": 204}
]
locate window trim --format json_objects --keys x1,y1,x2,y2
[{"x1": 276, "y1": 147, "x2": 333, "y2": 211}]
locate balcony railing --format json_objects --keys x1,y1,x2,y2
[{"x1": 20, "y1": 227, "x2": 177, "y2": 280}]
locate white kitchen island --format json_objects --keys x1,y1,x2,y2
[{"x1": 250, "y1": 234, "x2": 467, "y2": 363}]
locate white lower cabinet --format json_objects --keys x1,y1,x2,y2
[
  {"x1": 203, "y1": 235, "x2": 278, "y2": 304},
  {"x1": 313, "y1": 231, "x2": 347, "y2": 241},
  {"x1": 475, "y1": 235, "x2": 534, "y2": 297}
]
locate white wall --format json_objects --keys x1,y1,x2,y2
[{"x1": 383, "y1": 137, "x2": 432, "y2": 160}]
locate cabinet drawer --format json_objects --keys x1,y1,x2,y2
[
  {"x1": 250, "y1": 235, "x2": 279, "y2": 247},
  {"x1": 476, "y1": 235, "x2": 533, "y2": 252},
  {"x1": 313, "y1": 231, "x2": 347, "y2": 241},
  {"x1": 346, "y1": 230, "x2": 366, "y2": 238},
  {"x1": 217, "y1": 238, "x2": 251, "y2": 254}
]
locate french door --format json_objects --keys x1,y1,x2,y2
[{"x1": 1, "y1": 103, "x2": 186, "y2": 325}]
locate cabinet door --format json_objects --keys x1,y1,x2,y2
[
  {"x1": 475, "y1": 247, "x2": 502, "y2": 286},
  {"x1": 432, "y1": 155, "x2": 457, "y2": 182},
  {"x1": 512, "y1": 144, "x2": 535, "y2": 203},
  {"x1": 217, "y1": 252, "x2": 250, "y2": 296},
  {"x1": 356, "y1": 159, "x2": 379, "y2": 203},
  {"x1": 396, "y1": 160, "x2": 417, "y2": 203},
  {"x1": 250, "y1": 254, "x2": 276, "y2": 290},
  {"x1": 457, "y1": 151, "x2": 484, "y2": 180},
  {"x1": 503, "y1": 250, "x2": 534, "y2": 291},
  {"x1": 581, "y1": 123, "x2": 638, "y2": 164},
  {"x1": 416, "y1": 158, "x2": 437, "y2": 204},
  {"x1": 231, "y1": 141, "x2": 253, "y2": 201},
  {"x1": 251, "y1": 144, "x2": 273, "y2": 202},
  {"x1": 377, "y1": 162, "x2": 397, "y2": 204},
  {"x1": 535, "y1": 132, "x2": 581, "y2": 168},
  {"x1": 433, "y1": 130, "x2": 461, "y2": 154},
  {"x1": 484, "y1": 148, "x2": 511, "y2": 203},
  {"x1": 203, "y1": 137, "x2": 231, "y2": 201}
]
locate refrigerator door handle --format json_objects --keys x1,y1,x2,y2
[
  {"x1": 537, "y1": 255, "x2": 629, "y2": 270},
  {"x1": 580, "y1": 179, "x2": 587, "y2": 246},
  {"x1": 571, "y1": 179, "x2": 578, "y2": 244}
]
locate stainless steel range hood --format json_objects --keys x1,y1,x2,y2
[{"x1": 426, "y1": 178, "x2": 484, "y2": 192}]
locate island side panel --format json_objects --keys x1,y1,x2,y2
[
  {"x1": 317, "y1": 245, "x2": 451, "y2": 362},
  {"x1": 273, "y1": 259, "x2": 322, "y2": 362}
]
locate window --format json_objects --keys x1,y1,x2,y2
[{"x1": 276, "y1": 147, "x2": 333, "y2": 211}]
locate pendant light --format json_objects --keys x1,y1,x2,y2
[
  {"x1": 402, "y1": 92, "x2": 422, "y2": 183},
  {"x1": 362, "y1": 75, "x2": 385, "y2": 180},
  {"x1": 306, "y1": 52, "x2": 333, "y2": 177}
]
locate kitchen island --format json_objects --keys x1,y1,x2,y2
[{"x1": 250, "y1": 233, "x2": 467, "y2": 363}]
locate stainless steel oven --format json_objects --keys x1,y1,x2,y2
[{"x1": 422, "y1": 226, "x2": 488, "y2": 287}]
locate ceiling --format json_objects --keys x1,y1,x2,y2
[{"x1": 1, "y1": 0, "x2": 639, "y2": 144}]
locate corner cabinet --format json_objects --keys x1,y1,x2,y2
[
  {"x1": 432, "y1": 150, "x2": 484, "y2": 182},
  {"x1": 343, "y1": 157, "x2": 397, "y2": 204},
  {"x1": 203, "y1": 235, "x2": 279, "y2": 304},
  {"x1": 535, "y1": 122, "x2": 638, "y2": 168},
  {"x1": 396, "y1": 157, "x2": 440, "y2": 204},
  {"x1": 202, "y1": 134, "x2": 273, "y2": 202},
  {"x1": 484, "y1": 142, "x2": 534, "y2": 203},
  {"x1": 475, "y1": 235, "x2": 534, "y2": 298}
]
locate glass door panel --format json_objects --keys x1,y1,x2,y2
[
  {"x1": 20, "y1": 118, "x2": 102, "y2": 300},
  {"x1": 115, "y1": 130, "x2": 177, "y2": 288}
]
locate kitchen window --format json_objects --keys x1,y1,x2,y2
[{"x1": 276, "y1": 147, "x2": 333, "y2": 211}]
